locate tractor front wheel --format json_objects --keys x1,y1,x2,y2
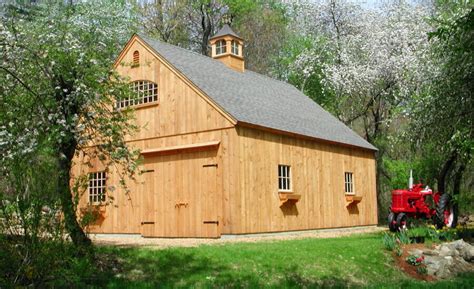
[
  {"x1": 396, "y1": 213, "x2": 409, "y2": 231},
  {"x1": 435, "y1": 193, "x2": 458, "y2": 229},
  {"x1": 388, "y1": 212, "x2": 398, "y2": 232}
]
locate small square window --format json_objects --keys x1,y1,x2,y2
[
  {"x1": 278, "y1": 165, "x2": 291, "y2": 192},
  {"x1": 89, "y1": 171, "x2": 106, "y2": 204},
  {"x1": 344, "y1": 172, "x2": 354, "y2": 194}
]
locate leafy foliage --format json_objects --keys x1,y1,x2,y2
[
  {"x1": 0, "y1": 0, "x2": 142, "y2": 247},
  {"x1": 137, "y1": 0, "x2": 289, "y2": 74}
]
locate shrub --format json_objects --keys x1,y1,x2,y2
[
  {"x1": 395, "y1": 246, "x2": 403, "y2": 257},
  {"x1": 397, "y1": 230, "x2": 411, "y2": 245},
  {"x1": 382, "y1": 233, "x2": 397, "y2": 251},
  {"x1": 417, "y1": 266, "x2": 428, "y2": 275},
  {"x1": 406, "y1": 255, "x2": 424, "y2": 266}
]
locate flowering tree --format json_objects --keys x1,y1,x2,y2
[
  {"x1": 283, "y1": 0, "x2": 435, "y2": 215},
  {"x1": 0, "y1": 1, "x2": 139, "y2": 247}
]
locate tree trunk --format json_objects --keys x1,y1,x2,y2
[
  {"x1": 58, "y1": 143, "x2": 91, "y2": 249},
  {"x1": 200, "y1": 3, "x2": 212, "y2": 56},
  {"x1": 437, "y1": 151, "x2": 457, "y2": 194},
  {"x1": 452, "y1": 164, "x2": 465, "y2": 196}
]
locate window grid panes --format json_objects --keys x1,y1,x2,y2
[
  {"x1": 345, "y1": 172, "x2": 354, "y2": 194},
  {"x1": 231, "y1": 40, "x2": 239, "y2": 55},
  {"x1": 89, "y1": 172, "x2": 106, "y2": 204},
  {"x1": 278, "y1": 165, "x2": 291, "y2": 191},
  {"x1": 215, "y1": 40, "x2": 227, "y2": 55},
  {"x1": 117, "y1": 80, "x2": 158, "y2": 109}
]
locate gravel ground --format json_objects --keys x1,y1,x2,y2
[{"x1": 91, "y1": 225, "x2": 386, "y2": 249}]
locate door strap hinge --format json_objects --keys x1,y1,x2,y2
[
  {"x1": 203, "y1": 220, "x2": 219, "y2": 225},
  {"x1": 203, "y1": 164, "x2": 218, "y2": 168},
  {"x1": 141, "y1": 221, "x2": 155, "y2": 225}
]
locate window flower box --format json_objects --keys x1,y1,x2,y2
[
  {"x1": 345, "y1": 195, "x2": 362, "y2": 207},
  {"x1": 279, "y1": 192, "x2": 301, "y2": 207}
]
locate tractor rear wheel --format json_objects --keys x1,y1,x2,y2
[
  {"x1": 435, "y1": 193, "x2": 458, "y2": 229},
  {"x1": 396, "y1": 213, "x2": 409, "y2": 231},
  {"x1": 388, "y1": 212, "x2": 398, "y2": 232}
]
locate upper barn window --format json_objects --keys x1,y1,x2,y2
[
  {"x1": 117, "y1": 80, "x2": 158, "y2": 109},
  {"x1": 132, "y1": 50, "x2": 140, "y2": 67},
  {"x1": 231, "y1": 40, "x2": 239, "y2": 55},
  {"x1": 215, "y1": 40, "x2": 227, "y2": 55}
]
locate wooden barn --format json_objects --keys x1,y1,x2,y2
[{"x1": 74, "y1": 25, "x2": 378, "y2": 238}]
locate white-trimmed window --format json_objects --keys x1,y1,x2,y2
[
  {"x1": 215, "y1": 40, "x2": 227, "y2": 55},
  {"x1": 117, "y1": 80, "x2": 158, "y2": 109},
  {"x1": 278, "y1": 165, "x2": 291, "y2": 192},
  {"x1": 89, "y1": 171, "x2": 106, "y2": 204},
  {"x1": 344, "y1": 172, "x2": 354, "y2": 194},
  {"x1": 231, "y1": 40, "x2": 239, "y2": 55}
]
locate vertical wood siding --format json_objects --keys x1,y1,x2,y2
[
  {"x1": 73, "y1": 37, "x2": 378, "y2": 237},
  {"x1": 230, "y1": 126, "x2": 378, "y2": 234}
]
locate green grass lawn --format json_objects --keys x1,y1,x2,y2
[{"x1": 97, "y1": 232, "x2": 474, "y2": 288}]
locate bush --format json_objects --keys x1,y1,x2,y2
[
  {"x1": 397, "y1": 230, "x2": 411, "y2": 244},
  {"x1": 406, "y1": 255, "x2": 424, "y2": 266},
  {"x1": 382, "y1": 233, "x2": 397, "y2": 251},
  {"x1": 0, "y1": 236, "x2": 114, "y2": 288},
  {"x1": 0, "y1": 153, "x2": 114, "y2": 287}
]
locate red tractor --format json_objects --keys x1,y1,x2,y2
[{"x1": 388, "y1": 171, "x2": 458, "y2": 232}]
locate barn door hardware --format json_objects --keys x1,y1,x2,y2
[
  {"x1": 140, "y1": 169, "x2": 155, "y2": 173},
  {"x1": 203, "y1": 220, "x2": 219, "y2": 225},
  {"x1": 175, "y1": 202, "x2": 188, "y2": 208},
  {"x1": 203, "y1": 164, "x2": 218, "y2": 168},
  {"x1": 141, "y1": 221, "x2": 155, "y2": 225}
]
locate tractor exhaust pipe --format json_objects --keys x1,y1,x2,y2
[{"x1": 409, "y1": 170, "x2": 413, "y2": 190}]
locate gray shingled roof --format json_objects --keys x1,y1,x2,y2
[
  {"x1": 210, "y1": 24, "x2": 242, "y2": 40},
  {"x1": 138, "y1": 34, "x2": 377, "y2": 151}
]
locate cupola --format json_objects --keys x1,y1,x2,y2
[{"x1": 209, "y1": 24, "x2": 244, "y2": 72}]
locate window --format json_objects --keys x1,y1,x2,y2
[
  {"x1": 231, "y1": 40, "x2": 239, "y2": 55},
  {"x1": 89, "y1": 171, "x2": 106, "y2": 204},
  {"x1": 117, "y1": 80, "x2": 158, "y2": 109},
  {"x1": 132, "y1": 50, "x2": 140, "y2": 66},
  {"x1": 215, "y1": 40, "x2": 227, "y2": 55},
  {"x1": 278, "y1": 165, "x2": 291, "y2": 192},
  {"x1": 344, "y1": 172, "x2": 354, "y2": 194}
]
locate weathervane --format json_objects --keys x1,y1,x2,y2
[{"x1": 222, "y1": 13, "x2": 232, "y2": 25}]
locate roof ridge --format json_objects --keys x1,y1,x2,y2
[
  {"x1": 244, "y1": 70, "x2": 301, "y2": 91},
  {"x1": 139, "y1": 34, "x2": 213, "y2": 61},
  {"x1": 140, "y1": 34, "x2": 298, "y2": 89}
]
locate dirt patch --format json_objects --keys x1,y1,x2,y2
[
  {"x1": 394, "y1": 243, "x2": 436, "y2": 282},
  {"x1": 91, "y1": 226, "x2": 385, "y2": 249}
]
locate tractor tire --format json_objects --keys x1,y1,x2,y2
[
  {"x1": 396, "y1": 213, "x2": 409, "y2": 231},
  {"x1": 435, "y1": 193, "x2": 458, "y2": 229},
  {"x1": 388, "y1": 212, "x2": 398, "y2": 232}
]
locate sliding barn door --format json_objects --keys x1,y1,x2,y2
[{"x1": 139, "y1": 149, "x2": 220, "y2": 238}]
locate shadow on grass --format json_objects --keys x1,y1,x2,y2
[{"x1": 104, "y1": 247, "x2": 361, "y2": 288}]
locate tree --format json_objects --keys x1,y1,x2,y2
[
  {"x1": 410, "y1": 2, "x2": 473, "y2": 197},
  {"x1": 0, "y1": 1, "x2": 139, "y2": 248},
  {"x1": 233, "y1": 0, "x2": 288, "y2": 75},
  {"x1": 138, "y1": 0, "x2": 289, "y2": 74},
  {"x1": 283, "y1": 0, "x2": 434, "y2": 218},
  {"x1": 138, "y1": 0, "x2": 190, "y2": 47}
]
